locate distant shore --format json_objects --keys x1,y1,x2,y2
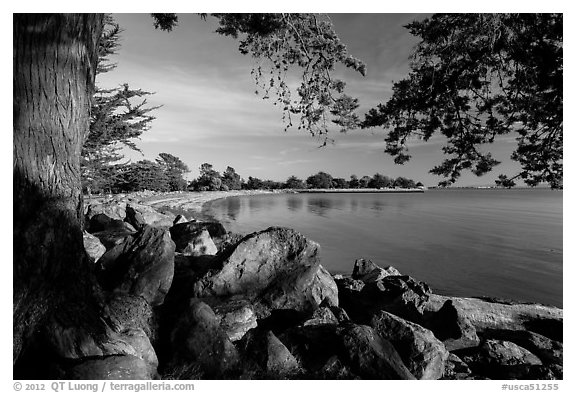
[
  {"x1": 139, "y1": 189, "x2": 279, "y2": 218},
  {"x1": 295, "y1": 188, "x2": 425, "y2": 193},
  {"x1": 92, "y1": 188, "x2": 426, "y2": 219}
]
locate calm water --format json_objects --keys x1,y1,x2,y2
[{"x1": 206, "y1": 189, "x2": 563, "y2": 307}]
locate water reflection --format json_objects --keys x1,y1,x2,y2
[
  {"x1": 307, "y1": 197, "x2": 333, "y2": 217},
  {"x1": 350, "y1": 198, "x2": 358, "y2": 212},
  {"x1": 286, "y1": 196, "x2": 304, "y2": 213},
  {"x1": 248, "y1": 194, "x2": 278, "y2": 211},
  {"x1": 224, "y1": 197, "x2": 241, "y2": 221},
  {"x1": 306, "y1": 197, "x2": 346, "y2": 217}
]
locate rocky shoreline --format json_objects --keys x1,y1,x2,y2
[{"x1": 17, "y1": 192, "x2": 562, "y2": 380}]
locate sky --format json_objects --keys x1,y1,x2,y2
[{"x1": 100, "y1": 13, "x2": 525, "y2": 186}]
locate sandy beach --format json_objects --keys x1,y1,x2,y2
[{"x1": 138, "y1": 189, "x2": 280, "y2": 217}]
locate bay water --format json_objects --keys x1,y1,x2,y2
[{"x1": 205, "y1": 189, "x2": 562, "y2": 307}]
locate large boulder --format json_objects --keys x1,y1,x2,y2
[
  {"x1": 86, "y1": 201, "x2": 127, "y2": 221},
  {"x1": 459, "y1": 339, "x2": 547, "y2": 379},
  {"x1": 370, "y1": 310, "x2": 449, "y2": 379},
  {"x1": 63, "y1": 355, "x2": 154, "y2": 380},
  {"x1": 423, "y1": 295, "x2": 563, "y2": 341},
  {"x1": 314, "y1": 356, "x2": 358, "y2": 379},
  {"x1": 43, "y1": 311, "x2": 158, "y2": 377},
  {"x1": 45, "y1": 318, "x2": 139, "y2": 360},
  {"x1": 97, "y1": 226, "x2": 175, "y2": 306},
  {"x1": 125, "y1": 204, "x2": 175, "y2": 230},
  {"x1": 483, "y1": 329, "x2": 563, "y2": 366},
  {"x1": 423, "y1": 299, "x2": 480, "y2": 351},
  {"x1": 210, "y1": 298, "x2": 258, "y2": 342},
  {"x1": 337, "y1": 324, "x2": 416, "y2": 380},
  {"x1": 172, "y1": 227, "x2": 218, "y2": 256},
  {"x1": 480, "y1": 339, "x2": 542, "y2": 366},
  {"x1": 83, "y1": 231, "x2": 106, "y2": 263},
  {"x1": 442, "y1": 353, "x2": 473, "y2": 380},
  {"x1": 213, "y1": 232, "x2": 245, "y2": 253},
  {"x1": 117, "y1": 328, "x2": 158, "y2": 376},
  {"x1": 239, "y1": 330, "x2": 301, "y2": 378},
  {"x1": 92, "y1": 228, "x2": 137, "y2": 250},
  {"x1": 173, "y1": 214, "x2": 189, "y2": 226},
  {"x1": 256, "y1": 264, "x2": 338, "y2": 316},
  {"x1": 87, "y1": 213, "x2": 135, "y2": 233},
  {"x1": 277, "y1": 324, "x2": 342, "y2": 372},
  {"x1": 352, "y1": 258, "x2": 402, "y2": 283},
  {"x1": 191, "y1": 227, "x2": 338, "y2": 315},
  {"x1": 169, "y1": 300, "x2": 240, "y2": 376},
  {"x1": 170, "y1": 221, "x2": 227, "y2": 245},
  {"x1": 104, "y1": 294, "x2": 158, "y2": 343},
  {"x1": 302, "y1": 307, "x2": 339, "y2": 327},
  {"x1": 337, "y1": 274, "x2": 430, "y2": 324}
]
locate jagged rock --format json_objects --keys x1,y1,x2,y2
[
  {"x1": 315, "y1": 356, "x2": 358, "y2": 379},
  {"x1": 192, "y1": 227, "x2": 338, "y2": 315},
  {"x1": 97, "y1": 226, "x2": 175, "y2": 306},
  {"x1": 336, "y1": 277, "x2": 365, "y2": 294},
  {"x1": 211, "y1": 298, "x2": 258, "y2": 342},
  {"x1": 277, "y1": 324, "x2": 342, "y2": 372},
  {"x1": 86, "y1": 202, "x2": 127, "y2": 221},
  {"x1": 87, "y1": 213, "x2": 135, "y2": 233},
  {"x1": 170, "y1": 221, "x2": 227, "y2": 246},
  {"x1": 118, "y1": 328, "x2": 158, "y2": 375},
  {"x1": 338, "y1": 274, "x2": 430, "y2": 324},
  {"x1": 442, "y1": 353, "x2": 473, "y2": 380},
  {"x1": 481, "y1": 339, "x2": 542, "y2": 366},
  {"x1": 170, "y1": 300, "x2": 240, "y2": 375},
  {"x1": 173, "y1": 214, "x2": 189, "y2": 225},
  {"x1": 330, "y1": 306, "x2": 351, "y2": 323},
  {"x1": 370, "y1": 310, "x2": 449, "y2": 379},
  {"x1": 424, "y1": 299, "x2": 480, "y2": 351},
  {"x1": 303, "y1": 307, "x2": 339, "y2": 326},
  {"x1": 213, "y1": 232, "x2": 245, "y2": 252},
  {"x1": 352, "y1": 258, "x2": 402, "y2": 283},
  {"x1": 192, "y1": 226, "x2": 318, "y2": 297},
  {"x1": 125, "y1": 204, "x2": 175, "y2": 230},
  {"x1": 240, "y1": 330, "x2": 301, "y2": 377},
  {"x1": 423, "y1": 295, "x2": 563, "y2": 341},
  {"x1": 256, "y1": 264, "x2": 338, "y2": 316},
  {"x1": 459, "y1": 339, "x2": 546, "y2": 379},
  {"x1": 172, "y1": 227, "x2": 218, "y2": 256},
  {"x1": 104, "y1": 294, "x2": 158, "y2": 343},
  {"x1": 483, "y1": 329, "x2": 562, "y2": 365},
  {"x1": 64, "y1": 355, "x2": 155, "y2": 380},
  {"x1": 92, "y1": 228, "x2": 136, "y2": 250},
  {"x1": 44, "y1": 318, "x2": 139, "y2": 360},
  {"x1": 338, "y1": 324, "x2": 416, "y2": 380},
  {"x1": 83, "y1": 231, "x2": 106, "y2": 263},
  {"x1": 43, "y1": 314, "x2": 158, "y2": 377}
]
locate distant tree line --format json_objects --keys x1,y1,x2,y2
[
  {"x1": 188, "y1": 163, "x2": 423, "y2": 191},
  {"x1": 82, "y1": 152, "x2": 190, "y2": 194}
]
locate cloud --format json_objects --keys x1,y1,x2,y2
[{"x1": 277, "y1": 159, "x2": 314, "y2": 166}]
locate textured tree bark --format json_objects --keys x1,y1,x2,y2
[{"x1": 13, "y1": 14, "x2": 104, "y2": 363}]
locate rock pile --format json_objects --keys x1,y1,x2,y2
[{"x1": 16, "y1": 198, "x2": 562, "y2": 380}]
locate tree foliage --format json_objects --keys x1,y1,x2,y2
[
  {"x1": 284, "y1": 175, "x2": 306, "y2": 189},
  {"x1": 157, "y1": 152, "x2": 190, "y2": 191},
  {"x1": 368, "y1": 173, "x2": 393, "y2": 189},
  {"x1": 306, "y1": 171, "x2": 334, "y2": 189},
  {"x1": 245, "y1": 176, "x2": 264, "y2": 190},
  {"x1": 152, "y1": 13, "x2": 366, "y2": 141},
  {"x1": 362, "y1": 14, "x2": 562, "y2": 188},
  {"x1": 82, "y1": 15, "x2": 159, "y2": 194},
  {"x1": 117, "y1": 160, "x2": 170, "y2": 192},
  {"x1": 222, "y1": 166, "x2": 243, "y2": 190}
]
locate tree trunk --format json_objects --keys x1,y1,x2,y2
[{"x1": 13, "y1": 14, "x2": 104, "y2": 363}]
